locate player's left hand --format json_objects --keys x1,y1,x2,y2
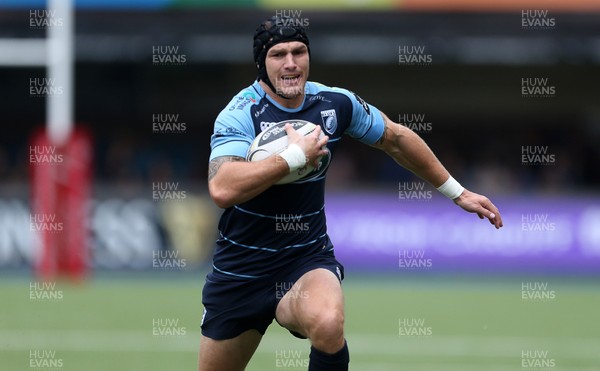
[{"x1": 453, "y1": 189, "x2": 503, "y2": 229}]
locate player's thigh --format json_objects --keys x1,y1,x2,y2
[
  {"x1": 275, "y1": 268, "x2": 344, "y2": 334},
  {"x1": 198, "y1": 329, "x2": 262, "y2": 371}
]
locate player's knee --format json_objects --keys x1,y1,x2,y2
[{"x1": 307, "y1": 308, "x2": 344, "y2": 351}]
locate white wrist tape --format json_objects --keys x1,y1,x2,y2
[
  {"x1": 437, "y1": 176, "x2": 465, "y2": 200},
  {"x1": 279, "y1": 144, "x2": 307, "y2": 172}
]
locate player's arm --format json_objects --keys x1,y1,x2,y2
[
  {"x1": 208, "y1": 155, "x2": 289, "y2": 209},
  {"x1": 372, "y1": 113, "x2": 503, "y2": 229},
  {"x1": 208, "y1": 124, "x2": 328, "y2": 209}
]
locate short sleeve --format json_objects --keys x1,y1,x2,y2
[
  {"x1": 343, "y1": 91, "x2": 385, "y2": 145},
  {"x1": 209, "y1": 109, "x2": 255, "y2": 161}
]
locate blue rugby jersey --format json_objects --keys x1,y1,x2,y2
[{"x1": 209, "y1": 80, "x2": 385, "y2": 280}]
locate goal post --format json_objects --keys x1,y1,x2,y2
[{"x1": 6, "y1": 0, "x2": 93, "y2": 280}]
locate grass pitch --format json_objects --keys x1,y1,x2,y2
[{"x1": 1, "y1": 271, "x2": 599, "y2": 370}]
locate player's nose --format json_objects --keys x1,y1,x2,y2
[{"x1": 282, "y1": 53, "x2": 297, "y2": 69}]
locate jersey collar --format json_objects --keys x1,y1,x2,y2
[{"x1": 252, "y1": 80, "x2": 307, "y2": 113}]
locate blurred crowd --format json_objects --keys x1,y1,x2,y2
[{"x1": 1, "y1": 120, "x2": 597, "y2": 196}]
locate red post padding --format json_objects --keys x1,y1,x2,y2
[{"x1": 30, "y1": 127, "x2": 93, "y2": 281}]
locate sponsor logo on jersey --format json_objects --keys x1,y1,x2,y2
[
  {"x1": 353, "y1": 92, "x2": 370, "y2": 115},
  {"x1": 227, "y1": 97, "x2": 247, "y2": 111},
  {"x1": 320, "y1": 109, "x2": 337, "y2": 135},
  {"x1": 214, "y1": 127, "x2": 247, "y2": 138},
  {"x1": 243, "y1": 91, "x2": 256, "y2": 102},
  {"x1": 228, "y1": 92, "x2": 256, "y2": 111},
  {"x1": 309, "y1": 94, "x2": 331, "y2": 103},
  {"x1": 254, "y1": 103, "x2": 269, "y2": 118}
]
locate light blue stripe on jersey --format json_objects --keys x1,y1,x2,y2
[
  {"x1": 233, "y1": 205, "x2": 324, "y2": 219},
  {"x1": 212, "y1": 264, "x2": 267, "y2": 279},
  {"x1": 217, "y1": 232, "x2": 327, "y2": 252}
]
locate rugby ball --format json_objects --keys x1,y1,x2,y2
[{"x1": 247, "y1": 119, "x2": 330, "y2": 184}]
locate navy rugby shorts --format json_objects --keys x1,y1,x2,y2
[{"x1": 200, "y1": 250, "x2": 344, "y2": 340}]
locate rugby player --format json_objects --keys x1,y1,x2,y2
[{"x1": 201, "y1": 16, "x2": 503, "y2": 371}]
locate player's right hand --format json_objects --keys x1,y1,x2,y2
[{"x1": 284, "y1": 123, "x2": 329, "y2": 168}]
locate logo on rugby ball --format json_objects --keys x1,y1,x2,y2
[{"x1": 247, "y1": 120, "x2": 331, "y2": 185}]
